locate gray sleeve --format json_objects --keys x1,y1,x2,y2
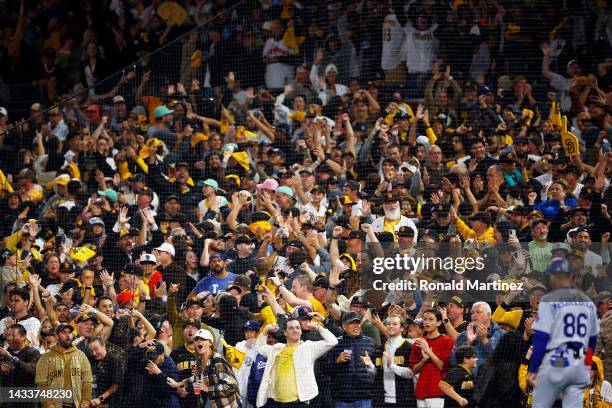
[
  {"x1": 409, "y1": 170, "x2": 421, "y2": 196},
  {"x1": 550, "y1": 73, "x2": 571, "y2": 91}
]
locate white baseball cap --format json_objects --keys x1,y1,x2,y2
[
  {"x1": 155, "y1": 243, "x2": 175, "y2": 257},
  {"x1": 194, "y1": 329, "x2": 214, "y2": 342},
  {"x1": 89, "y1": 217, "x2": 105, "y2": 226},
  {"x1": 139, "y1": 253, "x2": 157, "y2": 264},
  {"x1": 0, "y1": 107, "x2": 7, "y2": 117}
]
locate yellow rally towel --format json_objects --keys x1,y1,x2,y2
[
  {"x1": 561, "y1": 116, "x2": 580, "y2": 157},
  {"x1": 248, "y1": 220, "x2": 272, "y2": 235},
  {"x1": 549, "y1": 18, "x2": 568, "y2": 40},
  {"x1": 496, "y1": 309, "x2": 522, "y2": 330},
  {"x1": 136, "y1": 157, "x2": 149, "y2": 174},
  {"x1": 71, "y1": 278, "x2": 96, "y2": 298},
  {"x1": 69, "y1": 247, "x2": 96, "y2": 263},
  {"x1": 67, "y1": 162, "x2": 80, "y2": 180},
  {"x1": 426, "y1": 127, "x2": 437, "y2": 145},
  {"x1": 288, "y1": 110, "x2": 305, "y2": 123},
  {"x1": 507, "y1": 23, "x2": 521, "y2": 33},
  {"x1": 118, "y1": 161, "x2": 133, "y2": 180},
  {"x1": 231, "y1": 151, "x2": 250, "y2": 171},
  {"x1": 191, "y1": 49, "x2": 202, "y2": 69},
  {"x1": 155, "y1": 1, "x2": 189, "y2": 26},
  {"x1": 221, "y1": 338, "x2": 246, "y2": 369},
  {"x1": 282, "y1": 23, "x2": 299, "y2": 54},
  {"x1": 522, "y1": 109, "x2": 534, "y2": 127},
  {"x1": 167, "y1": 177, "x2": 195, "y2": 188},
  {"x1": 191, "y1": 132, "x2": 208, "y2": 146},
  {"x1": 225, "y1": 174, "x2": 241, "y2": 186},
  {"x1": 0, "y1": 169, "x2": 14, "y2": 192},
  {"x1": 236, "y1": 126, "x2": 258, "y2": 139},
  {"x1": 220, "y1": 120, "x2": 231, "y2": 135}
]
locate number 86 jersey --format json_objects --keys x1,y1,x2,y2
[{"x1": 533, "y1": 287, "x2": 599, "y2": 351}]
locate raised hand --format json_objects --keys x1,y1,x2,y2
[
  {"x1": 329, "y1": 267, "x2": 344, "y2": 287},
  {"x1": 466, "y1": 323, "x2": 476, "y2": 344},
  {"x1": 263, "y1": 323, "x2": 280, "y2": 335},
  {"x1": 468, "y1": 158, "x2": 478, "y2": 173},
  {"x1": 315, "y1": 48, "x2": 324, "y2": 65},
  {"x1": 142, "y1": 207, "x2": 156, "y2": 226},
  {"x1": 100, "y1": 270, "x2": 115, "y2": 287},
  {"x1": 118, "y1": 207, "x2": 131, "y2": 226},
  {"x1": 360, "y1": 351, "x2": 372, "y2": 366},
  {"x1": 362, "y1": 200, "x2": 371, "y2": 217},
  {"x1": 383, "y1": 351, "x2": 392, "y2": 367},
  {"x1": 80, "y1": 304, "x2": 94, "y2": 315},
  {"x1": 416, "y1": 104, "x2": 425, "y2": 121},
  {"x1": 22, "y1": 254, "x2": 33, "y2": 271}
]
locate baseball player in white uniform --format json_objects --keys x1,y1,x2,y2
[{"x1": 527, "y1": 257, "x2": 599, "y2": 408}]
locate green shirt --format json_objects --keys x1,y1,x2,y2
[{"x1": 528, "y1": 241, "x2": 553, "y2": 273}]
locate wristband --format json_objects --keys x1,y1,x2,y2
[
  {"x1": 99, "y1": 396, "x2": 105, "y2": 402},
  {"x1": 585, "y1": 348, "x2": 593, "y2": 366}
]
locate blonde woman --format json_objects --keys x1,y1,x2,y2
[{"x1": 167, "y1": 329, "x2": 240, "y2": 408}]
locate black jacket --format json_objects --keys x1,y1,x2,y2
[
  {"x1": 327, "y1": 333, "x2": 376, "y2": 402},
  {"x1": 0, "y1": 345, "x2": 40, "y2": 408},
  {"x1": 474, "y1": 359, "x2": 524, "y2": 408}
]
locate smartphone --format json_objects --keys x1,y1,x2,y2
[{"x1": 509, "y1": 229, "x2": 517, "y2": 238}]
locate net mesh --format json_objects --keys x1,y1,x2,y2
[{"x1": 0, "y1": 0, "x2": 610, "y2": 407}]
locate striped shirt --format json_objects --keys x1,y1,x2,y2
[{"x1": 0, "y1": 315, "x2": 41, "y2": 350}]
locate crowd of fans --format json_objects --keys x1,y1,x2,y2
[{"x1": 0, "y1": 0, "x2": 611, "y2": 407}]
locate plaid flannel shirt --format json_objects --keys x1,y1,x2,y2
[{"x1": 185, "y1": 352, "x2": 240, "y2": 408}]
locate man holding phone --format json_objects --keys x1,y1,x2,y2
[{"x1": 328, "y1": 311, "x2": 377, "y2": 407}]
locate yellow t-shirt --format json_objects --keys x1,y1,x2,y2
[
  {"x1": 383, "y1": 217, "x2": 401, "y2": 241},
  {"x1": 273, "y1": 345, "x2": 298, "y2": 403},
  {"x1": 308, "y1": 297, "x2": 328, "y2": 321},
  {"x1": 259, "y1": 305, "x2": 277, "y2": 331}
]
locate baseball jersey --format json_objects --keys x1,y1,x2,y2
[
  {"x1": 404, "y1": 23, "x2": 439, "y2": 73},
  {"x1": 381, "y1": 14, "x2": 406, "y2": 70},
  {"x1": 533, "y1": 288, "x2": 599, "y2": 351}
]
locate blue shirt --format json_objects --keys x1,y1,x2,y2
[
  {"x1": 450, "y1": 321, "x2": 505, "y2": 373},
  {"x1": 193, "y1": 272, "x2": 237, "y2": 294}
]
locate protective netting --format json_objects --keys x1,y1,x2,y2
[{"x1": 0, "y1": 0, "x2": 611, "y2": 407}]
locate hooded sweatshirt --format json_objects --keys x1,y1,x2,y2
[
  {"x1": 35, "y1": 344, "x2": 92, "y2": 407},
  {"x1": 584, "y1": 355, "x2": 612, "y2": 408}
]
